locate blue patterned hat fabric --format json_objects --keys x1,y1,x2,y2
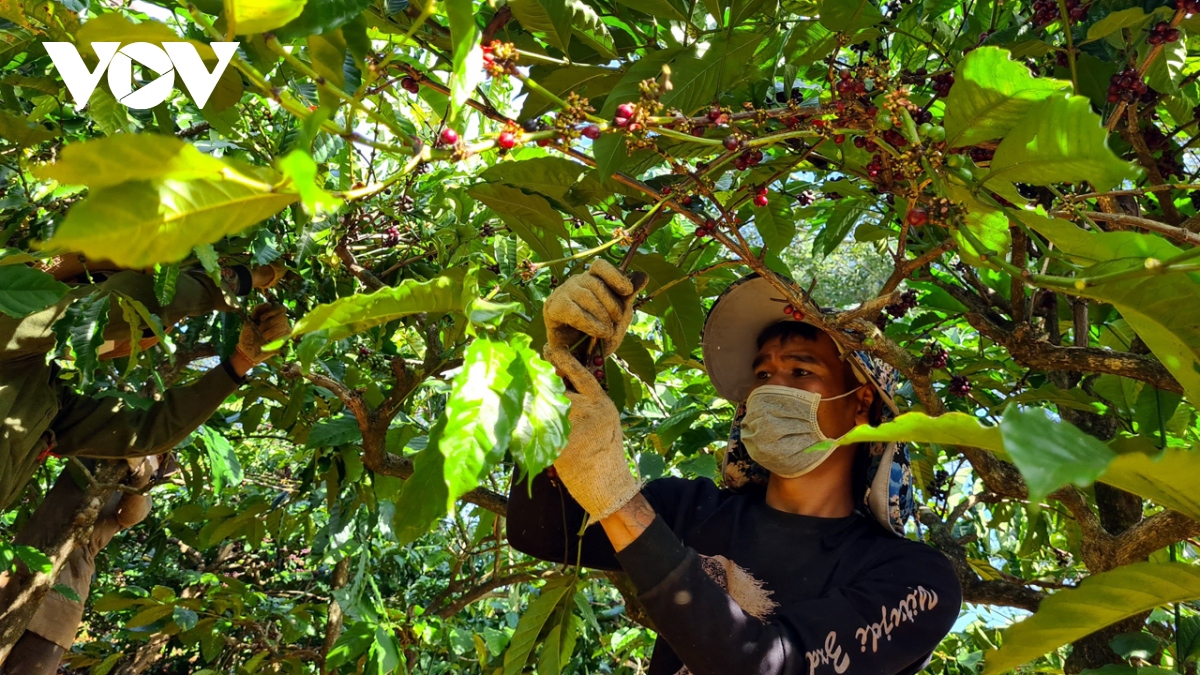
[{"x1": 703, "y1": 274, "x2": 916, "y2": 537}]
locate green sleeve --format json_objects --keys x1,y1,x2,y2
[{"x1": 52, "y1": 362, "x2": 244, "y2": 459}]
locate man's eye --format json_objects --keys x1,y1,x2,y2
[
  {"x1": 756, "y1": 371, "x2": 770, "y2": 380},
  {"x1": 792, "y1": 369, "x2": 811, "y2": 378}
]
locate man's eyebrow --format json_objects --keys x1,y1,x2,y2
[
  {"x1": 751, "y1": 352, "x2": 824, "y2": 369},
  {"x1": 781, "y1": 353, "x2": 823, "y2": 366}
]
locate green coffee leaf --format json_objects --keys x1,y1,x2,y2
[
  {"x1": 446, "y1": 0, "x2": 482, "y2": 125},
  {"x1": 820, "y1": 0, "x2": 883, "y2": 32},
  {"x1": 46, "y1": 177, "x2": 297, "y2": 268},
  {"x1": 225, "y1": 0, "x2": 306, "y2": 35},
  {"x1": 32, "y1": 134, "x2": 229, "y2": 189},
  {"x1": 943, "y1": 47, "x2": 1071, "y2": 147},
  {"x1": 985, "y1": 94, "x2": 1138, "y2": 192},
  {"x1": 984, "y1": 562, "x2": 1200, "y2": 673},
  {"x1": 999, "y1": 406, "x2": 1115, "y2": 505},
  {"x1": 630, "y1": 253, "x2": 704, "y2": 356},
  {"x1": 0, "y1": 264, "x2": 69, "y2": 318},
  {"x1": 280, "y1": 273, "x2": 471, "y2": 347}
]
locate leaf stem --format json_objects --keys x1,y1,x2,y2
[{"x1": 1055, "y1": 0, "x2": 1080, "y2": 95}]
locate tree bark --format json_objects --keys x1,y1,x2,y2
[{"x1": 321, "y1": 556, "x2": 352, "y2": 673}]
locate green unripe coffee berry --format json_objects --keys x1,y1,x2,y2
[
  {"x1": 917, "y1": 122, "x2": 933, "y2": 138},
  {"x1": 946, "y1": 154, "x2": 964, "y2": 169},
  {"x1": 928, "y1": 125, "x2": 946, "y2": 142}
]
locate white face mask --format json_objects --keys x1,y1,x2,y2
[{"x1": 739, "y1": 384, "x2": 861, "y2": 478}]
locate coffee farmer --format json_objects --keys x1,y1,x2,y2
[
  {"x1": 0, "y1": 455, "x2": 163, "y2": 675},
  {"x1": 0, "y1": 259, "x2": 288, "y2": 512},
  {"x1": 508, "y1": 263, "x2": 962, "y2": 675},
  {"x1": 0, "y1": 260, "x2": 287, "y2": 671}
]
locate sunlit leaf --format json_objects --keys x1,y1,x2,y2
[
  {"x1": 984, "y1": 563, "x2": 1200, "y2": 674},
  {"x1": 985, "y1": 93, "x2": 1138, "y2": 192},
  {"x1": 45, "y1": 177, "x2": 297, "y2": 268},
  {"x1": 225, "y1": 0, "x2": 306, "y2": 35},
  {"x1": 943, "y1": 47, "x2": 1071, "y2": 147}
]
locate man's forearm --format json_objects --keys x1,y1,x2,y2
[{"x1": 599, "y1": 493, "x2": 658, "y2": 552}]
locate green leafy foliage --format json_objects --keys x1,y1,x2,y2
[
  {"x1": 999, "y1": 407, "x2": 1115, "y2": 505},
  {"x1": 0, "y1": 264, "x2": 68, "y2": 318},
  {"x1": 225, "y1": 0, "x2": 306, "y2": 35},
  {"x1": 943, "y1": 47, "x2": 1072, "y2": 147},
  {"x1": 986, "y1": 94, "x2": 1138, "y2": 191},
  {"x1": 1099, "y1": 445, "x2": 1200, "y2": 523},
  {"x1": 282, "y1": 273, "x2": 472, "y2": 345},
  {"x1": 984, "y1": 563, "x2": 1200, "y2": 673}
]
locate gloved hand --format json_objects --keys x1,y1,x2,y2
[
  {"x1": 544, "y1": 259, "x2": 648, "y2": 359},
  {"x1": 544, "y1": 344, "x2": 641, "y2": 521},
  {"x1": 236, "y1": 303, "x2": 290, "y2": 365}
]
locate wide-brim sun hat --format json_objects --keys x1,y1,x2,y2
[
  {"x1": 701, "y1": 273, "x2": 915, "y2": 537},
  {"x1": 701, "y1": 274, "x2": 899, "y2": 414}
]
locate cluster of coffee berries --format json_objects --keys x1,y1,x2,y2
[
  {"x1": 1147, "y1": 20, "x2": 1181, "y2": 44},
  {"x1": 865, "y1": 154, "x2": 886, "y2": 179},
  {"x1": 384, "y1": 225, "x2": 401, "y2": 247},
  {"x1": 589, "y1": 354, "x2": 607, "y2": 382},
  {"x1": 1108, "y1": 69, "x2": 1148, "y2": 103},
  {"x1": 928, "y1": 469, "x2": 951, "y2": 501},
  {"x1": 1178, "y1": 0, "x2": 1200, "y2": 14},
  {"x1": 885, "y1": 290, "x2": 919, "y2": 318},
  {"x1": 925, "y1": 345, "x2": 948, "y2": 370},
  {"x1": 482, "y1": 41, "x2": 517, "y2": 77},
  {"x1": 520, "y1": 118, "x2": 557, "y2": 147},
  {"x1": 771, "y1": 86, "x2": 805, "y2": 104},
  {"x1": 900, "y1": 67, "x2": 929, "y2": 86},
  {"x1": 695, "y1": 218, "x2": 719, "y2": 238},
  {"x1": 834, "y1": 68, "x2": 867, "y2": 98},
  {"x1": 1033, "y1": 0, "x2": 1087, "y2": 25},
  {"x1": 881, "y1": 129, "x2": 909, "y2": 148},
  {"x1": 613, "y1": 102, "x2": 652, "y2": 134},
  {"x1": 796, "y1": 190, "x2": 816, "y2": 207},
  {"x1": 733, "y1": 148, "x2": 765, "y2": 171},
  {"x1": 968, "y1": 146, "x2": 994, "y2": 163},
  {"x1": 396, "y1": 194, "x2": 415, "y2": 213},
  {"x1": 853, "y1": 135, "x2": 879, "y2": 152},
  {"x1": 931, "y1": 73, "x2": 954, "y2": 97},
  {"x1": 400, "y1": 76, "x2": 419, "y2": 94},
  {"x1": 753, "y1": 186, "x2": 770, "y2": 207},
  {"x1": 948, "y1": 375, "x2": 971, "y2": 397},
  {"x1": 783, "y1": 304, "x2": 803, "y2": 319}
]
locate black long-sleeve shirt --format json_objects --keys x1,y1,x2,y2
[{"x1": 507, "y1": 471, "x2": 962, "y2": 675}]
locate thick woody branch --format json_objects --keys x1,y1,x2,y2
[
  {"x1": 280, "y1": 364, "x2": 510, "y2": 517},
  {"x1": 335, "y1": 239, "x2": 386, "y2": 292},
  {"x1": 919, "y1": 509, "x2": 1045, "y2": 613},
  {"x1": 1110, "y1": 510, "x2": 1200, "y2": 569},
  {"x1": 1051, "y1": 487, "x2": 1113, "y2": 572},
  {"x1": 1054, "y1": 210, "x2": 1200, "y2": 247},
  {"x1": 967, "y1": 314, "x2": 1183, "y2": 394},
  {"x1": 877, "y1": 239, "x2": 957, "y2": 297},
  {"x1": 433, "y1": 571, "x2": 542, "y2": 618},
  {"x1": 1123, "y1": 107, "x2": 1183, "y2": 224}
]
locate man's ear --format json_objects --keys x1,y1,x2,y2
[{"x1": 853, "y1": 386, "x2": 876, "y2": 426}]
